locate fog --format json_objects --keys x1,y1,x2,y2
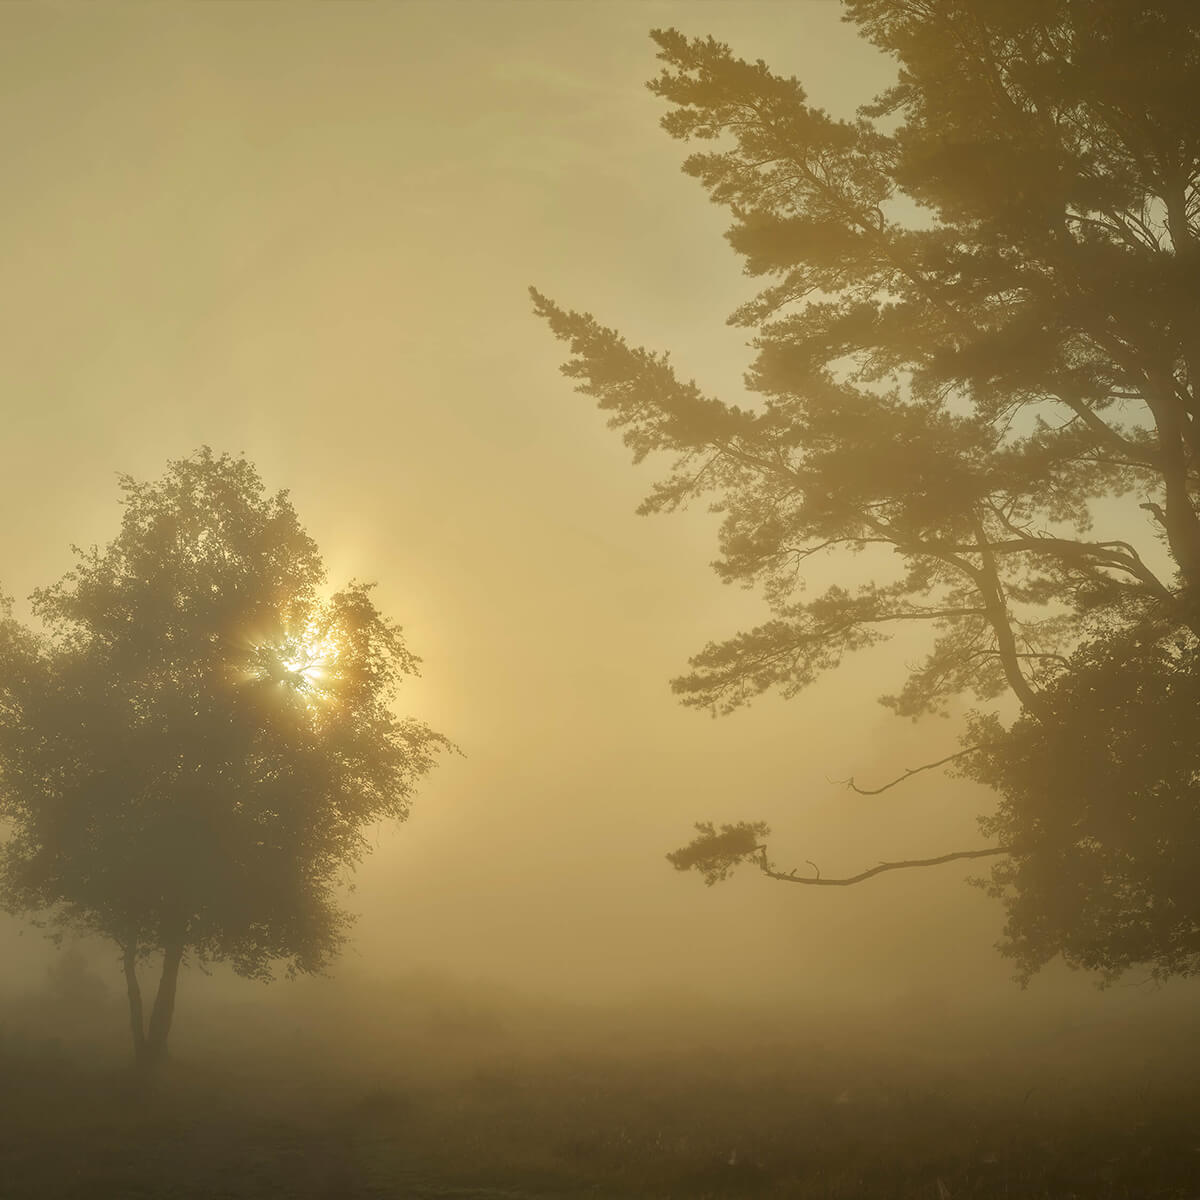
[{"x1": 2, "y1": 4, "x2": 1198, "y2": 1197}]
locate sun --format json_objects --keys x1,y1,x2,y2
[
  {"x1": 279, "y1": 643, "x2": 325, "y2": 684},
  {"x1": 244, "y1": 622, "x2": 340, "y2": 706}
]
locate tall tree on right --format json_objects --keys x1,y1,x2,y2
[{"x1": 534, "y1": 1, "x2": 1200, "y2": 979}]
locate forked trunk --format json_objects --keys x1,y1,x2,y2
[{"x1": 124, "y1": 937, "x2": 185, "y2": 1069}]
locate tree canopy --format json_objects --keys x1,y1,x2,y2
[
  {"x1": 962, "y1": 630, "x2": 1200, "y2": 984},
  {"x1": 0, "y1": 449, "x2": 448, "y2": 1062},
  {"x1": 534, "y1": 1, "x2": 1200, "y2": 981}
]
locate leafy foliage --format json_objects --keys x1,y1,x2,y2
[
  {"x1": 0, "y1": 450, "x2": 448, "y2": 991},
  {"x1": 962, "y1": 630, "x2": 1200, "y2": 983}
]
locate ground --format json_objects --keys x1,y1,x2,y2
[{"x1": 4, "y1": 986, "x2": 1200, "y2": 1200}]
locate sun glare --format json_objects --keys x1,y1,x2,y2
[{"x1": 243, "y1": 624, "x2": 340, "y2": 706}]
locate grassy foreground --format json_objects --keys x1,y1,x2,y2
[{"x1": 2, "y1": 971, "x2": 1199, "y2": 1199}]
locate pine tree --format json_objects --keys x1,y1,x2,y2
[{"x1": 535, "y1": 2, "x2": 1200, "y2": 977}]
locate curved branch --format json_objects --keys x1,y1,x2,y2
[
  {"x1": 924, "y1": 531, "x2": 1172, "y2": 600},
  {"x1": 757, "y1": 844, "x2": 1010, "y2": 886},
  {"x1": 842, "y1": 745, "x2": 985, "y2": 795}
]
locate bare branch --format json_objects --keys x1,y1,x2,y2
[
  {"x1": 757, "y1": 844, "x2": 1011, "y2": 886},
  {"x1": 841, "y1": 745, "x2": 986, "y2": 796}
]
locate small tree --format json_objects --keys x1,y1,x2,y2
[
  {"x1": 534, "y1": 1, "x2": 1200, "y2": 979},
  {"x1": 0, "y1": 450, "x2": 449, "y2": 1065}
]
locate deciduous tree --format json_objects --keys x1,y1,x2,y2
[{"x1": 0, "y1": 450, "x2": 449, "y2": 1064}]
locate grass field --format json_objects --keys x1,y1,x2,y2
[{"x1": 3, "y1": 971, "x2": 1199, "y2": 1199}]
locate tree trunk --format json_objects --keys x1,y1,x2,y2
[
  {"x1": 142, "y1": 938, "x2": 185, "y2": 1067},
  {"x1": 1145, "y1": 382, "x2": 1200, "y2": 606},
  {"x1": 122, "y1": 941, "x2": 147, "y2": 1066}
]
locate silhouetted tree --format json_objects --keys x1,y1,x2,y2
[
  {"x1": 961, "y1": 629, "x2": 1200, "y2": 983},
  {"x1": 534, "y1": 2, "x2": 1200, "y2": 978},
  {"x1": 0, "y1": 450, "x2": 449, "y2": 1065}
]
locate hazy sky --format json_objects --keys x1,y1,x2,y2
[{"x1": 0, "y1": 2, "x2": 1153, "y2": 1014}]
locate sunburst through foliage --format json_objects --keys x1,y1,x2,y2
[{"x1": 245, "y1": 623, "x2": 341, "y2": 706}]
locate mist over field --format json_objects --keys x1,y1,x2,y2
[
  {"x1": 3, "y1": 2, "x2": 1200, "y2": 1197},
  {"x1": 5, "y1": 949, "x2": 1200, "y2": 1198}
]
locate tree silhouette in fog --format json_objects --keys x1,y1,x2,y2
[
  {"x1": 963, "y1": 630, "x2": 1200, "y2": 982},
  {"x1": 534, "y1": 1, "x2": 1200, "y2": 979},
  {"x1": 0, "y1": 450, "x2": 449, "y2": 1065}
]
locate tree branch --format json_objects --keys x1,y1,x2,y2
[
  {"x1": 842, "y1": 745, "x2": 985, "y2": 795},
  {"x1": 970, "y1": 512, "x2": 1046, "y2": 716},
  {"x1": 756, "y1": 844, "x2": 1010, "y2": 886}
]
